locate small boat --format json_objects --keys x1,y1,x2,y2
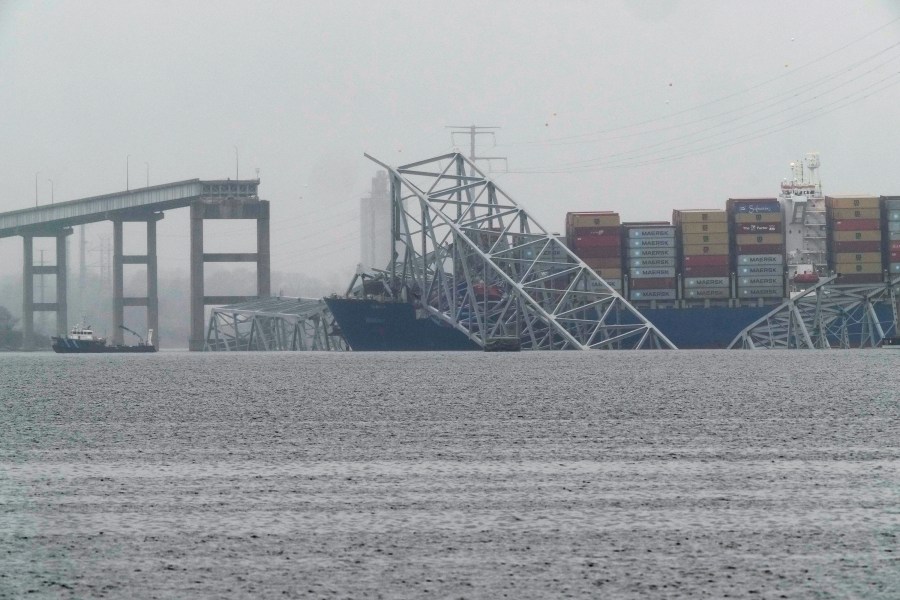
[
  {"x1": 882, "y1": 336, "x2": 900, "y2": 349},
  {"x1": 51, "y1": 324, "x2": 157, "y2": 353}
]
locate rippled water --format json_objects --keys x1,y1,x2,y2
[{"x1": 1, "y1": 350, "x2": 899, "y2": 598}]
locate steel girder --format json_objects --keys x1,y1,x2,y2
[
  {"x1": 365, "y1": 152, "x2": 676, "y2": 350},
  {"x1": 204, "y1": 297, "x2": 347, "y2": 351},
  {"x1": 728, "y1": 275, "x2": 899, "y2": 349}
]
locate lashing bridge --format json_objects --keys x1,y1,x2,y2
[{"x1": 0, "y1": 179, "x2": 269, "y2": 349}]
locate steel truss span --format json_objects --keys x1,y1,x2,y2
[
  {"x1": 728, "y1": 276, "x2": 899, "y2": 349},
  {"x1": 204, "y1": 297, "x2": 347, "y2": 351},
  {"x1": 365, "y1": 152, "x2": 676, "y2": 350}
]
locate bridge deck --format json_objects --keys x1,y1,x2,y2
[{"x1": 0, "y1": 179, "x2": 260, "y2": 237}]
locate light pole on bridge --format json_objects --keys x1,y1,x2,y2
[
  {"x1": 48, "y1": 179, "x2": 54, "y2": 204},
  {"x1": 35, "y1": 171, "x2": 40, "y2": 206},
  {"x1": 126, "y1": 154, "x2": 130, "y2": 191}
]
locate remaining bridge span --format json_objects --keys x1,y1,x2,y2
[{"x1": 0, "y1": 179, "x2": 269, "y2": 350}]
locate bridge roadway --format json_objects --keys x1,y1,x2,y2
[{"x1": 1, "y1": 179, "x2": 270, "y2": 350}]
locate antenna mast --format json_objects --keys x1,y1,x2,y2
[{"x1": 446, "y1": 125, "x2": 508, "y2": 172}]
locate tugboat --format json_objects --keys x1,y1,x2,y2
[{"x1": 51, "y1": 324, "x2": 157, "y2": 353}]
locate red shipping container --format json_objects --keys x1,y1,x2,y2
[
  {"x1": 573, "y1": 247, "x2": 622, "y2": 259},
  {"x1": 681, "y1": 254, "x2": 729, "y2": 267},
  {"x1": 582, "y1": 257, "x2": 623, "y2": 269},
  {"x1": 831, "y1": 219, "x2": 882, "y2": 231},
  {"x1": 735, "y1": 244, "x2": 784, "y2": 255},
  {"x1": 890, "y1": 240, "x2": 900, "y2": 251},
  {"x1": 891, "y1": 251, "x2": 900, "y2": 262},
  {"x1": 570, "y1": 226, "x2": 620, "y2": 237},
  {"x1": 834, "y1": 273, "x2": 883, "y2": 284},
  {"x1": 572, "y1": 234, "x2": 621, "y2": 248},
  {"x1": 681, "y1": 265, "x2": 730, "y2": 277},
  {"x1": 629, "y1": 277, "x2": 676, "y2": 289},
  {"x1": 832, "y1": 241, "x2": 883, "y2": 253}
]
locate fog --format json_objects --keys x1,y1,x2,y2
[{"x1": 1, "y1": 0, "x2": 899, "y2": 329}]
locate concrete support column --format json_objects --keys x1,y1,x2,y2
[
  {"x1": 257, "y1": 201, "x2": 271, "y2": 297},
  {"x1": 147, "y1": 218, "x2": 159, "y2": 348},
  {"x1": 55, "y1": 231, "x2": 67, "y2": 335},
  {"x1": 189, "y1": 203, "x2": 205, "y2": 351},
  {"x1": 22, "y1": 236, "x2": 34, "y2": 350},
  {"x1": 112, "y1": 219, "x2": 124, "y2": 345}
]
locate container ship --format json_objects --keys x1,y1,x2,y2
[{"x1": 326, "y1": 156, "x2": 899, "y2": 350}]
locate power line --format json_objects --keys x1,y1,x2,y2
[{"x1": 501, "y1": 15, "x2": 900, "y2": 148}]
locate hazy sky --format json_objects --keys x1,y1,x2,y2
[{"x1": 2, "y1": 0, "x2": 899, "y2": 288}]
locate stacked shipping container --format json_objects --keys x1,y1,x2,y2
[
  {"x1": 673, "y1": 209, "x2": 731, "y2": 300},
  {"x1": 565, "y1": 212, "x2": 623, "y2": 290},
  {"x1": 826, "y1": 195, "x2": 884, "y2": 284},
  {"x1": 727, "y1": 198, "x2": 785, "y2": 299},
  {"x1": 883, "y1": 196, "x2": 900, "y2": 278},
  {"x1": 622, "y1": 222, "x2": 677, "y2": 302}
]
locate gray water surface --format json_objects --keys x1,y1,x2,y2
[{"x1": 1, "y1": 350, "x2": 899, "y2": 598}]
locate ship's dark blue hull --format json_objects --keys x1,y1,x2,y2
[
  {"x1": 324, "y1": 298, "x2": 895, "y2": 351},
  {"x1": 325, "y1": 298, "x2": 478, "y2": 351}
]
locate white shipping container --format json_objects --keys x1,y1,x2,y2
[
  {"x1": 587, "y1": 278, "x2": 621, "y2": 292},
  {"x1": 887, "y1": 210, "x2": 900, "y2": 221},
  {"x1": 684, "y1": 288, "x2": 731, "y2": 299},
  {"x1": 739, "y1": 287, "x2": 783, "y2": 298},
  {"x1": 627, "y1": 257, "x2": 676, "y2": 268},
  {"x1": 627, "y1": 237, "x2": 675, "y2": 248},
  {"x1": 738, "y1": 254, "x2": 784, "y2": 265},
  {"x1": 630, "y1": 267, "x2": 677, "y2": 278},
  {"x1": 629, "y1": 248, "x2": 677, "y2": 258},
  {"x1": 627, "y1": 227, "x2": 675, "y2": 239},
  {"x1": 890, "y1": 221, "x2": 900, "y2": 232},
  {"x1": 683, "y1": 277, "x2": 730, "y2": 288},
  {"x1": 890, "y1": 262, "x2": 900, "y2": 273},
  {"x1": 739, "y1": 276, "x2": 783, "y2": 287},
  {"x1": 884, "y1": 198, "x2": 900, "y2": 209},
  {"x1": 739, "y1": 265, "x2": 782, "y2": 276},
  {"x1": 630, "y1": 289, "x2": 677, "y2": 301}
]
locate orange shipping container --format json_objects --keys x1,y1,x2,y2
[
  {"x1": 826, "y1": 195, "x2": 880, "y2": 210},
  {"x1": 681, "y1": 233, "x2": 730, "y2": 245},
  {"x1": 830, "y1": 208, "x2": 881, "y2": 220},
  {"x1": 673, "y1": 210, "x2": 727, "y2": 224},
  {"x1": 832, "y1": 230, "x2": 882, "y2": 242},
  {"x1": 832, "y1": 262, "x2": 882, "y2": 274},
  {"x1": 681, "y1": 243, "x2": 730, "y2": 256},
  {"x1": 831, "y1": 252, "x2": 882, "y2": 264},
  {"x1": 680, "y1": 222, "x2": 729, "y2": 234},
  {"x1": 567, "y1": 212, "x2": 620, "y2": 228}
]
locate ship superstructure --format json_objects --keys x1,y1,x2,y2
[{"x1": 780, "y1": 153, "x2": 827, "y2": 283}]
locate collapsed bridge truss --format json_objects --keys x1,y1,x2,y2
[
  {"x1": 727, "y1": 275, "x2": 899, "y2": 349},
  {"x1": 204, "y1": 296, "x2": 347, "y2": 351},
  {"x1": 365, "y1": 152, "x2": 676, "y2": 350}
]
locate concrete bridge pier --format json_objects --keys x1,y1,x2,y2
[
  {"x1": 21, "y1": 229, "x2": 72, "y2": 350},
  {"x1": 112, "y1": 212, "x2": 163, "y2": 347},
  {"x1": 189, "y1": 198, "x2": 270, "y2": 351}
]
